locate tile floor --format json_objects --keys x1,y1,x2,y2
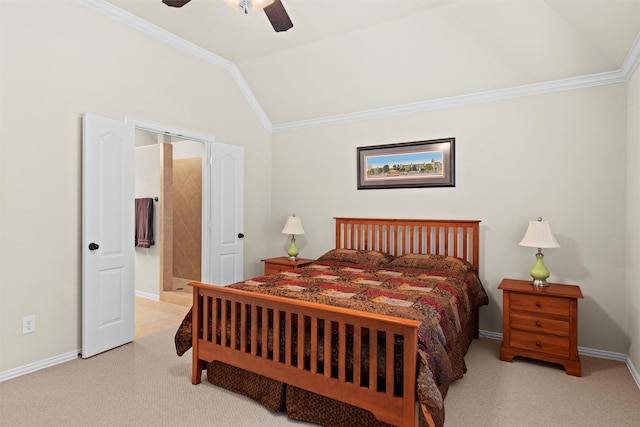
[{"x1": 135, "y1": 296, "x2": 190, "y2": 339}]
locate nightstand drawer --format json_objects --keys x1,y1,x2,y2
[
  {"x1": 510, "y1": 293, "x2": 569, "y2": 316},
  {"x1": 510, "y1": 312, "x2": 570, "y2": 337},
  {"x1": 265, "y1": 264, "x2": 288, "y2": 275},
  {"x1": 262, "y1": 257, "x2": 315, "y2": 276},
  {"x1": 510, "y1": 330, "x2": 570, "y2": 357}
]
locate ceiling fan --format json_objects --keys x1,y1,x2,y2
[{"x1": 162, "y1": 0, "x2": 293, "y2": 32}]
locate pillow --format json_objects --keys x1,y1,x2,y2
[
  {"x1": 316, "y1": 248, "x2": 394, "y2": 267},
  {"x1": 386, "y1": 253, "x2": 472, "y2": 279}
]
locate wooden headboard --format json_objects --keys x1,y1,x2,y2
[{"x1": 335, "y1": 217, "x2": 481, "y2": 272}]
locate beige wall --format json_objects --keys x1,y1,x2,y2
[
  {"x1": 0, "y1": 1, "x2": 271, "y2": 372},
  {"x1": 627, "y1": 65, "x2": 640, "y2": 373},
  {"x1": 134, "y1": 144, "x2": 161, "y2": 296},
  {"x1": 271, "y1": 83, "x2": 631, "y2": 355},
  {"x1": 0, "y1": 0, "x2": 637, "y2": 377}
]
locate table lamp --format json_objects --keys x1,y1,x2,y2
[
  {"x1": 281, "y1": 214, "x2": 305, "y2": 260},
  {"x1": 518, "y1": 217, "x2": 560, "y2": 287}
]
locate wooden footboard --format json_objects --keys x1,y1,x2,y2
[{"x1": 190, "y1": 281, "x2": 424, "y2": 427}]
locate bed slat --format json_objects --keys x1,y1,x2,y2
[
  {"x1": 335, "y1": 218, "x2": 480, "y2": 272},
  {"x1": 191, "y1": 283, "x2": 419, "y2": 427}
]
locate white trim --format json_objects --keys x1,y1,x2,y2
[
  {"x1": 479, "y1": 330, "x2": 640, "y2": 389},
  {"x1": 4, "y1": 330, "x2": 638, "y2": 389},
  {"x1": 621, "y1": 33, "x2": 640, "y2": 80},
  {"x1": 479, "y1": 329, "x2": 503, "y2": 341},
  {"x1": 0, "y1": 351, "x2": 79, "y2": 383},
  {"x1": 628, "y1": 355, "x2": 640, "y2": 390},
  {"x1": 78, "y1": 0, "x2": 640, "y2": 133},
  {"x1": 135, "y1": 290, "x2": 159, "y2": 301},
  {"x1": 579, "y1": 345, "x2": 628, "y2": 362},
  {"x1": 579, "y1": 346, "x2": 640, "y2": 390},
  {"x1": 271, "y1": 69, "x2": 627, "y2": 132},
  {"x1": 124, "y1": 116, "x2": 215, "y2": 143},
  {"x1": 124, "y1": 115, "x2": 216, "y2": 298},
  {"x1": 75, "y1": 0, "x2": 272, "y2": 131}
]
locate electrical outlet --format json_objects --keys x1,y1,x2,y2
[{"x1": 22, "y1": 315, "x2": 36, "y2": 334}]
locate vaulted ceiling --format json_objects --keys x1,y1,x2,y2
[{"x1": 101, "y1": 0, "x2": 640, "y2": 128}]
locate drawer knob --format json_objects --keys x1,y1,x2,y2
[
  {"x1": 536, "y1": 321, "x2": 542, "y2": 327},
  {"x1": 535, "y1": 301, "x2": 542, "y2": 308},
  {"x1": 536, "y1": 341, "x2": 542, "y2": 347}
]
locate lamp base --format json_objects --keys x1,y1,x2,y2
[
  {"x1": 286, "y1": 236, "x2": 299, "y2": 260},
  {"x1": 529, "y1": 251, "x2": 550, "y2": 288},
  {"x1": 531, "y1": 279, "x2": 549, "y2": 287}
]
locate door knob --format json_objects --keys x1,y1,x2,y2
[
  {"x1": 237, "y1": 233, "x2": 245, "y2": 239},
  {"x1": 88, "y1": 243, "x2": 99, "y2": 251}
]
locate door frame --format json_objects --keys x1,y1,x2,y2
[{"x1": 125, "y1": 116, "x2": 215, "y2": 284}]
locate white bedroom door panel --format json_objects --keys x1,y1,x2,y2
[
  {"x1": 82, "y1": 113, "x2": 135, "y2": 358},
  {"x1": 208, "y1": 142, "x2": 244, "y2": 285}
]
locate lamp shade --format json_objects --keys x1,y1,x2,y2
[
  {"x1": 224, "y1": 0, "x2": 274, "y2": 13},
  {"x1": 281, "y1": 215, "x2": 305, "y2": 235},
  {"x1": 519, "y1": 218, "x2": 560, "y2": 249}
]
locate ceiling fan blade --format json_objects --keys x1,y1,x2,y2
[
  {"x1": 263, "y1": 0, "x2": 293, "y2": 32},
  {"x1": 162, "y1": 0, "x2": 192, "y2": 7}
]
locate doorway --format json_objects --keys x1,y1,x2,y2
[
  {"x1": 134, "y1": 131, "x2": 203, "y2": 307},
  {"x1": 82, "y1": 113, "x2": 244, "y2": 354}
]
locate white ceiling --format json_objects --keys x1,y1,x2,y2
[{"x1": 102, "y1": 0, "x2": 640, "y2": 127}]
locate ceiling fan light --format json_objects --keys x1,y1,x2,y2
[{"x1": 224, "y1": 0, "x2": 274, "y2": 14}]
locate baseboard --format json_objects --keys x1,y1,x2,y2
[
  {"x1": 478, "y1": 329, "x2": 640, "y2": 389},
  {"x1": 628, "y1": 355, "x2": 640, "y2": 389},
  {"x1": 3, "y1": 328, "x2": 639, "y2": 389},
  {"x1": 135, "y1": 290, "x2": 160, "y2": 301},
  {"x1": 2, "y1": 292, "x2": 157, "y2": 383},
  {"x1": 0, "y1": 350, "x2": 79, "y2": 383},
  {"x1": 478, "y1": 329, "x2": 503, "y2": 341}
]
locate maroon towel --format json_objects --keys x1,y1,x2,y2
[{"x1": 135, "y1": 198, "x2": 155, "y2": 248}]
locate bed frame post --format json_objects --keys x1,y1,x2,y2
[{"x1": 191, "y1": 286, "x2": 204, "y2": 384}]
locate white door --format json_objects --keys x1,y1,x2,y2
[
  {"x1": 82, "y1": 113, "x2": 135, "y2": 358},
  {"x1": 208, "y1": 142, "x2": 244, "y2": 285}
]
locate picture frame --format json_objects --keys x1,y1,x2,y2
[{"x1": 357, "y1": 138, "x2": 455, "y2": 189}]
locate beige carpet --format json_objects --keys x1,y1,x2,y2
[
  {"x1": 446, "y1": 338, "x2": 640, "y2": 426},
  {"x1": 1, "y1": 330, "x2": 639, "y2": 426}
]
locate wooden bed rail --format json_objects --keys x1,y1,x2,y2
[
  {"x1": 335, "y1": 217, "x2": 480, "y2": 273},
  {"x1": 190, "y1": 281, "x2": 421, "y2": 427}
]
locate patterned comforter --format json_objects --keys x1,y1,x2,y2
[{"x1": 175, "y1": 249, "x2": 488, "y2": 427}]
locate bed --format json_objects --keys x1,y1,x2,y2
[{"x1": 174, "y1": 218, "x2": 488, "y2": 427}]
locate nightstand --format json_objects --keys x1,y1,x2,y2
[
  {"x1": 498, "y1": 278, "x2": 584, "y2": 376},
  {"x1": 261, "y1": 256, "x2": 315, "y2": 275}
]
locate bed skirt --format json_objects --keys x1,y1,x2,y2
[
  {"x1": 206, "y1": 361, "x2": 286, "y2": 413},
  {"x1": 206, "y1": 362, "x2": 435, "y2": 426}
]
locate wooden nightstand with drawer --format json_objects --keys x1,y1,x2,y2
[
  {"x1": 261, "y1": 257, "x2": 315, "y2": 275},
  {"x1": 498, "y1": 278, "x2": 584, "y2": 376}
]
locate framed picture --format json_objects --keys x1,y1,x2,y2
[{"x1": 357, "y1": 138, "x2": 455, "y2": 189}]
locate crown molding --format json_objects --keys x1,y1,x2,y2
[
  {"x1": 622, "y1": 33, "x2": 640, "y2": 81},
  {"x1": 272, "y1": 35, "x2": 640, "y2": 133},
  {"x1": 75, "y1": 0, "x2": 272, "y2": 131},
  {"x1": 271, "y1": 67, "x2": 630, "y2": 133},
  {"x1": 77, "y1": 0, "x2": 639, "y2": 134}
]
